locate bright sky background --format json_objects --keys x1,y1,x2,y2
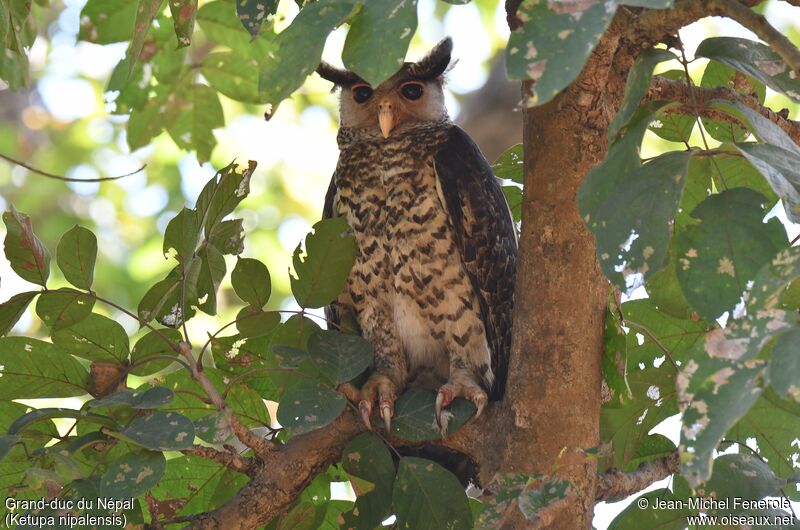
[{"x1": 1, "y1": 0, "x2": 800, "y2": 527}]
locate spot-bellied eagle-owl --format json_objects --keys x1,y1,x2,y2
[{"x1": 318, "y1": 37, "x2": 517, "y2": 432}]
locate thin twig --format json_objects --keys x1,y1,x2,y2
[{"x1": 0, "y1": 153, "x2": 146, "y2": 182}]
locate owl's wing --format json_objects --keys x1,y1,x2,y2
[
  {"x1": 434, "y1": 126, "x2": 518, "y2": 400},
  {"x1": 322, "y1": 174, "x2": 342, "y2": 328}
]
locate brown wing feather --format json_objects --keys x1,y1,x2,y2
[{"x1": 434, "y1": 125, "x2": 517, "y2": 400}]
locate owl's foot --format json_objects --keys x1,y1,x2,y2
[
  {"x1": 435, "y1": 382, "x2": 487, "y2": 434},
  {"x1": 357, "y1": 373, "x2": 397, "y2": 431}
]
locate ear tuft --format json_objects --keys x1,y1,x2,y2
[
  {"x1": 408, "y1": 37, "x2": 453, "y2": 80},
  {"x1": 316, "y1": 62, "x2": 362, "y2": 86}
]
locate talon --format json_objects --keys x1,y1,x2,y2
[
  {"x1": 474, "y1": 396, "x2": 486, "y2": 419},
  {"x1": 359, "y1": 400, "x2": 373, "y2": 430},
  {"x1": 435, "y1": 391, "x2": 445, "y2": 428},
  {"x1": 381, "y1": 403, "x2": 392, "y2": 431}
]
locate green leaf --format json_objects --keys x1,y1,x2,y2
[
  {"x1": 197, "y1": 242, "x2": 227, "y2": 314},
  {"x1": 609, "y1": 48, "x2": 677, "y2": 140},
  {"x1": 127, "y1": 85, "x2": 183, "y2": 151},
  {"x1": 138, "y1": 266, "x2": 197, "y2": 328},
  {"x1": 0, "y1": 435, "x2": 19, "y2": 461},
  {"x1": 729, "y1": 389, "x2": 800, "y2": 497},
  {"x1": 517, "y1": 478, "x2": 572, "y2": 523},
  {"x1": 342, "y1": 0, "x2": 417, "y2": 86},
  {"x1": 700, "y1": 62, "x2": 766, "y2": 142},
  {"x1": 194, "y1": 409, "x2": 235, "y2": 444},
  {"x1": 675, "y1": 188, "x2": 787, "y2": 321},
  {"x1": 124, "y1": 0, "x2": 166, "y2": 76},
  {"x1": 89, "y1": 387, "x2": 174, "y2": 409},
  {"x1": 307, "y1": 330, "x2": 372, "y2": 385},
  {"x1": 648, "y1": 71, "x2": 696, "y2": 143},
  {"x1": 56, "y1": 225, "x2": 98, "y2": 290},
  {"x1": 100, "y1": 450, "x2": 166, "y2": 499},
  {"x1": 117, "y1": 411, "x2": 194, "y2": 451},
  {"x1": 506, "y1": 1, "x2": 616, "y2": 105},
  {"x1": 129, "y1": 328, "x2": 182, "y2": 376},
  {"x1": 580, "y1": 145, "x2": 691, "y2": 291},
  {"x1": 340, "y1": 433, "x2": 395, "y2": 529},
  {"x1": 702, "y1": 453, "x2": 785, "y2": 504},
  {"x1": 769, "y1": 327, "x2": 800, "y2": 400},
  {"x1": 235, "y1": 307, "x2": 281, "y2": 338},
  {"x1": 473, "y1": 473, "x2": 533, "y2": 530},
  {"x1": 198, "y1": 0, "x2": 269, "y2": 51},
  {"x1": 276, "y1": 378, "x2": 346, "y2": 435},
  {"x1": 392, "y1": 457, "x2": 472, "y2": 530},
  {"x1": 78, "y1": 0, "x2": 136, "y2": 43},
  {"x1": 163, "y1": 207, "x2": 200, "y2": 260},
  {"x1": 3, "y1": 206, "x2": 50, "y2": 287},
  {"x1": 195, "y1": 160, "x2": 255, "y2": 235},
  {"x1": 608, "y1": 488, "x2": 692, "y2": 530},
  {"x1": 0, "y1": 401, "x2": 59, "y2": 449},
  {"x1": 257, "y1": 1, "x2": 354, "y2": 108},
  {"x1": 232, "y1": 257, "x2": 271, "y2": 308},
  {"x1": 626, "y1": 433, "x2": 676, "y2": 471},
  {"x1": 7, "y1": 408, "x2": 118, "y2": 435},
  {"x1": 236, "y1": 0, "x2": 278, "y2": 37},
  {"x1": 0, "y1": 47, "x2": 28, "y2": 90},
  {"x1": 166, "y1": 84, "x2": 225, "y2": 164},
  {"x1": 35, "y1": 287, "x2": 95, "y2": 330},
  {"x1": 735, "y1": 143, "x2": 800, "y2": 223},
  {"x1": 290, "y1": 217, "x2": 357, "y2": 308},
  {"x1": 601, "y1": 309, "x2": 629, "y2": 405},
  {"x1": 168, "y1": 0, "x2": 197, "y2": 47},
  {"x1": 492, "y1": 143, "x2": 523, "y2": 183},
  {"x1": 696, "y1": 37, "x2": 800, "y2": 102},
  {"x1": 0, "y1": 291, "x2": 37, "y2": 336},
  {"x1": 201, "y1": 51, "x2": 271, "y2": 104},
  {"x1": 209, "y1": 218, "x2": 245, "y2": 255},
  {"x1": 391, "y1": 388, "x2": 475, "y2": 440},
  {"x1": 51, "y1": 312, "x2": 129, "y2": 363},
  {"x1": 0, "y1": 337, "x2": 89, "y2": 398}
]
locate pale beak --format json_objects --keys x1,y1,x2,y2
[{"x1": 378, "y1": 100, "x2": 395, "y2": 138}]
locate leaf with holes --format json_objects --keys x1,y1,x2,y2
[
  {"x1": 342, "y1": 0, "x2": 417, "y2": 86},
  {"x1": 517, "y1": 478, "x2": 573, "y2": 523},
  {"x1": 696, "y1": 37, "x2": 800, "y2": 102},
  {"x1": 195, "y1": 160, "x2": 254, "y2": 235},
  {"x1": 340, "y1": 433, "x2": 395, "y2": 529},
  {"x1": 492, "y1": 143, "x2": 523, "y2": 183},
  {"x1": 56, "y1": 225, "x2": 97, "y2": 290},
  {"x1": 163, "y1": 207, "x2": 200, "y2": 261},
  {"x1": 392, "y1": 457, "x2": 472, "y2": 530},
  {"x1": 0, "y1": 338, "x2": 89, "y2": 399},
  {"x1": 276, "y1": 379, "x2": 346, "y2": 435},
  {"x1": 196, "y1": 243, "x2": 227, "y2": 314},
  {"x1": 208, "y1": 218, "x2": 245, "y2": 255},
  {"x1": 168, "y1": 0, "x2": 196, "y2": 47},
  {"x1": 0, "y1": 291, "x2": 37, "y2": 336},
  {"x1": 648, "y1": 71, "x2": 696, "y2": 143},
  {"x1": 194, "y1": 410, "x2": 235, "y2": 444},
  {"x1": 769, "y1": 328, "x2": 800, "y2": 400},
  {"x1": 100, "y1": 450, "x2": 166, "y2": 499},
  {"x1": 117, "y1": 411, "x2": 194, "y2": 451},
  {"x1": 78, "y1": 0, "x2": 137, "y2": 43},
  {"x1": 232, "y1": 257, "x2": 271, "y2": 309},
  {"x1": 506, "y1": 1, "x2": 616, "y2": 105},
  {"x1": 51, "y1": 313, "x2": 129, "y2": 363},
  {"x1": 390, "y1": 388, "x2": 475, "y2": 440},
  {"x1": 123, "y1": 0, "x2": 166, "y2": 76},
  {"x1": 675, "y1": 188, "x2": 787, "y2": 321},
  {"x1": 291, "y1": 217, "x2": 357, "y2": 309},
  {"x1": 35, "y1": 288, "x2": 95, "y2": 330},
  {"x1": 166, "y1": 84, "x2": 225, "y2": 164},
  {"x1": 308, "y1": 330, "x2": 372, "y2": 385},
  {"x1": 3, "y1": 206, "x2": 50, "y2": 287}
]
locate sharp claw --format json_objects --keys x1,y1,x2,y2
[
  {"x1": 381, "y1": 404, "x2": 392, "y2": 431},
  {"x1": 359, "y1": 400, "x2": 373, "y2": 430},
  {"x1": 434, "y1": 391, "x2": 445, "y2": 429},
  {"x1": 474, "y1": 399, "x2": 486, "y2": 419}
]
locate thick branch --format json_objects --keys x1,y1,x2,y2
[
  {"x1": 710, "y1": 0, "x2": 800, "y2": 74},
  {"x1": 647, "y1": 75, "x2": 800, "y2": 146},
  {"x1": 595, "y1": 452, "x2": 680, "y2": 502},
  {"x1": 181, "y1": 446, "x2": 255, "y2": 477}
]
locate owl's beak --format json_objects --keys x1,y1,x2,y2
[{"x1": 378, "y1": 100, "x2": 395, "y2": 138}]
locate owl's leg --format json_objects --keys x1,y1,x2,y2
[
  {"x1": 357, "y1": 311, "x2": 408, "y2": 431},
  {"x1": 435, "y1": 368, "x2": 488, "y2": 433}
]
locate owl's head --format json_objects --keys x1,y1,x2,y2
[{"x1": 317, "y1": 37, "x2": 452, "y2": 138}]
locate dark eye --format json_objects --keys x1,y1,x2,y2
[
  {"x1": 352, "y1": 84, "x2": 373, "y2": 103},
  {"x1": 400, "y1": 83, "x2": 424, "y2": 100}
]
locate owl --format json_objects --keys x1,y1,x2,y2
[{"x1": 318, "y1": 37, "x2": 517, "y2": 432}]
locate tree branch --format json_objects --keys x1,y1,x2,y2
[
  {"x1": 182, "y1": 445, "x2": 256, "y2": 477},
  {"x1": 0, "y1": 152, "x2": 145, "y2": 182},
  {"x1": 647, "y1": 75, "x2": 800, "y2": 146},
  {"x1": 594, "y1": 452, "x2": 680, "y2": 502},
  {"x1": 709, "y1": 0, "x2": 800, "y2": 74}
]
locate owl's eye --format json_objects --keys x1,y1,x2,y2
[
  {"x1": 352, "y1": 84, "x2": 373, "y2": 103},
  {"x1": 400, "y1": 83, "x2": 424, "y2": 100}
]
